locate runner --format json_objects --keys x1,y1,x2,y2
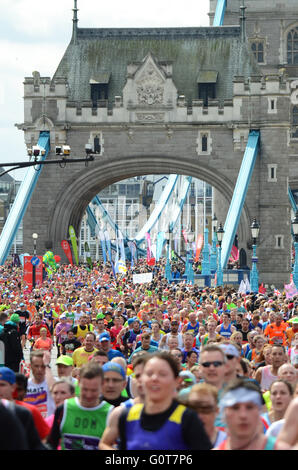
[
  {"x1": 117, "y1": 351, "x2": 212, "y2": 450},
  {"x1": 47, "y1": 363, "x2": 113, "y2": 450},
  {"x1": 214, "y1": 378, "x2": 284, "y2": 450}
]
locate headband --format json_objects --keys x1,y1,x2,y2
[{"x1": 220, "y1": 387, "x2": 263, "y2": 413}]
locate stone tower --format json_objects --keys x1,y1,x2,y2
[{"x1": 16, "y1": 0, "x2": 298, "y2": 287}]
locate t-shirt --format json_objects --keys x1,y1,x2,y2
[
  {"x1": 24, "y1": 378, "x2": 55, "y2": 418},
  {"x1": 61, "y1": 338, "x2": 81, "y2": 356},
  {"x1": 72, "y1": 347, "x2": 99, "y2": 368},
  {"x1": 33, "y1": 337, "x2": 52, "y2": 351},
  {"x1": 15, "y1": 400, "x2": 50, "y2": 440}
]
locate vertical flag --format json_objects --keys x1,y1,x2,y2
[
  {"x1": 145, "y1": 232, "x2": 152, "y2": 264},
  {"x1": 194, "y1": 234, "x2": 204, "y2": 262},
  {"x1": 69, "y1": 225, "x2": 79, "y2": 265},
  {"x1": 61, "y1": 240, "x2": 73, "y2": 265},
  {"x1": 84, "y1": 242, "x2": 92, "y2": 269},
  {"x1": 98, "y1": 230, "x2": 107, "y2": 264},
  {"x1": 156, "y1": 232, "x2": 165, "y2": 261}
]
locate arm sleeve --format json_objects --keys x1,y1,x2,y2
[{"x1": 181, "y1": 408, "x2": 212, "y2": 450}]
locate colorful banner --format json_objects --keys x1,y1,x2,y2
[
  {"x1": 61, "y1": 240, "x2": 73, "y2": 265},
  {"x1": 24, "y1": 256, "x2": 43, "y2": 291},
  {"x1": 284, "y1": 281, "x2": 298, "y2": 299},
  {"x1": 69, "y1": 225, "x2": 79, "y2": 265},
  {"x1": 156, "y1": 232, "x2": 165, "y2": 261},
  {"x1": 145, "y1": 232, "x2": 152, "y2": 264},
  {"x1": 84, "y1": 242, "x2": 92, "y2": 269},
  {"x1": 230, "y1": 245, "x2": 239, "y2": 262},
  {"x1": 182, "y1": 229, "x2": 188, "y2": 244},
  {"x1": 194, "y1": 234, "x2": 204, "y2": 262},
  {"x1": 118, "y1": 230, "x2": 126, "y2": 264},
  {"x1": 98, "y1": 231, "x2": 107, "y2": 264}
]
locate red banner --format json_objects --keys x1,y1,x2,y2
[
  {"x1": 194, "y1": 234, "x2": 204, "y2": 262},
  {"x1": 24, "y1": 256, "x2": 43, "y2": 291},
  {"x1": 61, "y1": 240, "x2": 73, "y2": 265}
]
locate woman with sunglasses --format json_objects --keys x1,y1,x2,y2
[{"x1": 187, "y1": 383, "x2": 227, "y2": 448}]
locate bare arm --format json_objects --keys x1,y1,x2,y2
[
  {"x1": 99, "y1": 405, "x2": 123, "y2": 450},
  {"x1": 277, "y1": 398, "x2": 298, "y2": 448}
]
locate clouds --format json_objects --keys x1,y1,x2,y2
[{"x1": 0, "y1": 0, "x2": 210, "y2": 175}]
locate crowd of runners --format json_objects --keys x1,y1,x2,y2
[{"x1": 0, "y1": 258, "x2": 298, "y2": 451}]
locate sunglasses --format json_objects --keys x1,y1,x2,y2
[
  {"x1": 226, "y1": 354, "x2": 236, "y2": 360},
  {"x1": 201, "y1": 361, "x2": 224, "y2": 368}
]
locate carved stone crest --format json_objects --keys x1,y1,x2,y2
[{"x1": 136, "y1": 64, "x2": 164, "y2": 106}]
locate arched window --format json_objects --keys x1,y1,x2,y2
[
  {"x1": 251, "y1": 41, "x2": 264, "y2": 63},
  {"x1": 287, "y1": 27, "x2": 298, "y2": 65}
]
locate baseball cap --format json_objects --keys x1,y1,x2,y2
[
  {"x1": 0, "y1": 367, "x2": 16, "y2": 385},
  {"x1": 56, "y1": 356, "x2": 73, "y2": 367},
  {"x1": 60, "y1": 314, "x2": 67, "y2": 320},
  {"x1": 127, "y1": 318, "x2": 135, "y2": 325},
  {"x1": 19, "y1": 303, "x2": 25, "y2": 307},
  {"x1": 179, "y1": 370, "x2": 196, "y2": 384},
  {"x1": 96, "y1": 313, "x2": 105, "y2": 320},
  {"x1": 99, "y1": 332, "x2": 110, "y2": 342},
  {"x1": 102, "y1": 362, "x2": 126, "y2": 379},
  {"x1": 9, "y1": 313, "x2": 20, "y2": 324},
  {"x1": 219, "y1": 343, "x2": 239, "y2": 358}
]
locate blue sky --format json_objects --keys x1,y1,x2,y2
[{"x1": 0, "y1": 0, "x2": 210, "y2": 180}]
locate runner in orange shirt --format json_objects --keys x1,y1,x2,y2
[{"x1": 264, "y1": 312, "x2": 288, "y2": 346}]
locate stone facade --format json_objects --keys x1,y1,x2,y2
[{"x1": 16, "y1": 1, "x2": 298, "y2": 287}]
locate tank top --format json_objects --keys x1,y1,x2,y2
[
  {"x1": 260, "y1": 366, "x2": 278, "y2": 391},
  {"x1": 125, "y1": 403, "x2": 189, "y2": 450},
  {"x1": 219, "y1": 323, "x2": 232, "y2": 338},
  {"x1": 60, "y1": 397, "x2": 113, "y2": 450}
]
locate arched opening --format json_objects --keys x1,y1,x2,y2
[{"x1": 47, "y1": 155, "x2": 252, "y2": 261}]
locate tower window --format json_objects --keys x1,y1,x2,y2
[
  {"x1": 251, "y1": 41, "x2": 264, "y2": 63},
  {"x1": 287, "y1": 27, "x2": 298, "y2": 65},
  {"x1": 94, "y1": 136, "x2": 101, "y2": 154},
  {"x1": 201, "y1": 134, "x2": 208, "y2": 152},
  {"x1": 292, "y1": 105, "x2": 298, "y2": 138},
  {"x1": 197, "y1": 71, "x2": 218, "y2": 107}
]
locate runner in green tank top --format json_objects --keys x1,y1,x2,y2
[{"x1": 47, "y1": 363, "x2": 113, "y2": 450}]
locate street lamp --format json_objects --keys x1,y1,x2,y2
[
  {"x1": 216, "y1": 223, "x2": 224, "y2": 286},
  {"x1": 187, "y1": 229, "x2": 195, "y2": 285},
  {"x1": 164, "y1": 230, "x2": 172, "y2": 282},
  {"x1": 250, "y1": 218, "x2": 260, "y2": 293},
  {"x1": 32, "y1": 233, "x2": 38, "y2": 256},
  {"x1": 291, "y1": 211, "x2": 298, "y2": 288},
  {"x1": 32, "y1": 233, "x2": 38, "y2": 289},
  {"x1": 210, "y1": 215, "x2": 218, "y2": 272}
]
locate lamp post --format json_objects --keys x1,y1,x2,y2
[
  {"x1": 32, "y1": 233, "x2": 38, "y2": 288},
  {"x1": 32, "y1": 233, "x2": 38, "y2": 256},
  {"x1": 187, "y1": 230, "x2": 195, "y2": 285},
  {"x1": 210, "y1": 215, "x2": 218, "y2": 272},
  {"x1": 250, "y1": 218, "x2": 260, "y2": 293},
  {"x1": 165, "y1": 230, "x2": 172, "y2": 282},
  {"x1": 291, "y1": 211, "x2": 298, "y2": 289},
  {"x1": 216, "y1": 223, "x2": 224, "y2": 286}
]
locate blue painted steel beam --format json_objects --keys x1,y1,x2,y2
[
  {"x1": 134, "y1": 174, "x2": 179, "y2": 242},
  {"x1": 169, "y1": 176, "x2": 192, "y2": 233},
  {"x1": 0, "y1": 131, "x2": 50, "y2": 264},
  {"x1": 288, "y1": 187, "x2": 297, "y2": 213},
  {"x1": 213, "y1": 0, "x2": 227, "y2": 26},
  {"x1": 221, "y1": 130, "x2": 260, "y2": 269}
]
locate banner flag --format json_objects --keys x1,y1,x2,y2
[
  {"x1": 98, "y1": 231, "x2": 107, "y2": 264},
  {"x1": 156, "y1": 232, "x2": 165, "y2": 261},
  {"x1": 61, "y1": 240, "x2": 73, "y2": 265},
  {"x1": 118, "y1": 230, "x2": 126, "y2": 264},
  {"x1": 194, "y1": 234, "x2": 204, "y2": 262},
  {"x1": 145, "y1": 232, "x2": 152, "y2": 264},
  {"x1": 284, "y1": 281, "x2": 298, "y2": 299},
  {"x1": 84, "y1": 242, "x2": 92, "y2": 269},
  {"x1": 69, "y1": 225, "x2": 79, "y2": 265}
]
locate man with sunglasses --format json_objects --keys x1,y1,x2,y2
[
  {"x1": 219, "y1": 343, "x2": 240, "y2": 383},
  {"x1": 199, "y1": 344, "x2": 232, "y2": 429},
  {"x1": 199, "y1": 344, "x2": 227, "y2": 392}
]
